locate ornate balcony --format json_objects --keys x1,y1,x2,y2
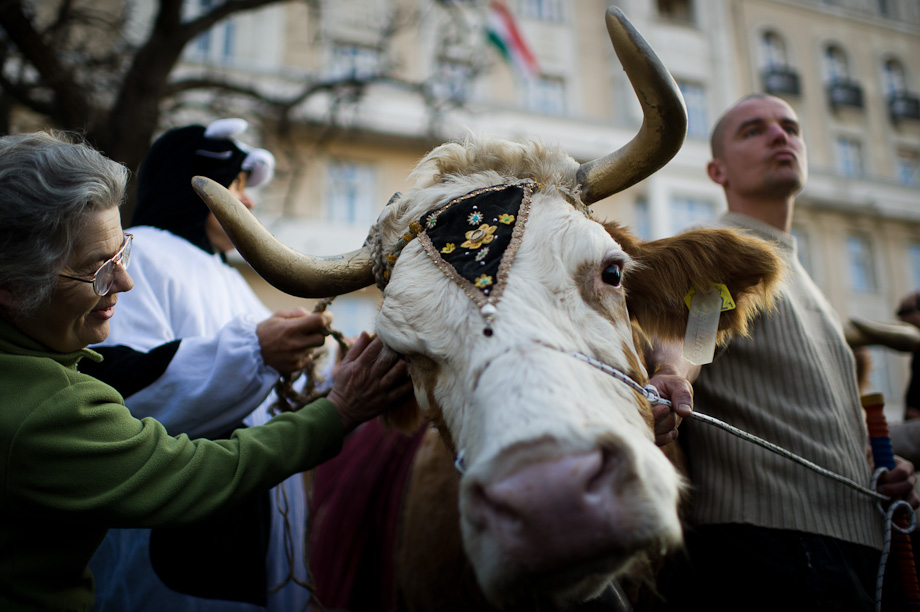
[
  {"x1": 827, "y1": 79, "x2": 864, "y2": 110},
  {"x1": 889, "y1": 91, "x2": 920, "y2": 123},
  {"x1": 761, "y1": 66, "x2": 801, "y2": 96}
]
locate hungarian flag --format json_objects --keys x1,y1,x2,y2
[{"x1": 485, "y1": 1, "x2": 539, "y2": 78}]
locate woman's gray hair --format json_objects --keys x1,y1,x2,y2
[{"x1": 0, "y1": 131, "x2": 129, "y2": 317}]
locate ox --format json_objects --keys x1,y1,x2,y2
[{"x1": 192, "y1": 7, "x2": 783, "y2": 610}]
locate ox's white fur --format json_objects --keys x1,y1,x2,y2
[{"x1": 375, "y1": 137, "x2": 682, "y2": 607}]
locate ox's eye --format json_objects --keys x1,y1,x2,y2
[{"x1": 601, "y1": 264, "x2": 622, "y2": 287}]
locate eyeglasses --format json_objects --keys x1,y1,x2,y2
[{"x1": 59, "y1": 233, "x2": 133, "y2": 296}]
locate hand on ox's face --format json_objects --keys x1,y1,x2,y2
[{"x1": 327, "y1": 332, "x2": 414, "y2": 433}]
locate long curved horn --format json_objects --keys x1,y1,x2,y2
[
  {"x1": 192, "y1": 176, "x2": 374, "y2": 298},
  {"x1": 846, "y1": 316, "x2": 920, "y2": 352},
  {"x1": 576, "y1": 8, "x2": 687, "y2": 205}
]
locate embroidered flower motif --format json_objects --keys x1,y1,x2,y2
[
  {"x1": 441, "y1": 243, "x2": 456, "y2": 254},
  {"x1": 498, "y1": 213, "x2": 515, "y2": 225},
  {"x1": 467, "y1": 211, "x2": 484, "y2": 226},
  {"x1": 474, "y1": 274, "x2": 493, "y2": 289},
  {"x1": 475, "y1": 247, "x2": 490, "y2": 262},
  {"x1": 425, "y1": 214, "x2": 438, "y2": 229},
  {"x1": 461, "y1": 224, "x2": 497, "y2": 250}
]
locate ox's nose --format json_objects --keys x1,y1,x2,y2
[{"x1": 465, "y1": 447, "x2": 647, "y2": 575}]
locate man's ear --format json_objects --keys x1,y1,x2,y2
[{"x1": 707, "y1": 159, "x2": 726, "y2": 186}]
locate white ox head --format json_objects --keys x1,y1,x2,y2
[{"x1": 193, "y1": 7, "x2": 782, "y2": 608}]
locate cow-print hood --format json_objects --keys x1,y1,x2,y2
[{"x1": 132, "y1": 118, "x2": 274, "y2": 254}]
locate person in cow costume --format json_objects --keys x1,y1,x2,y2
[
  {"x1": 649, "y1": 94, "x2": 920, "y2": 610},
  {"x1": 82, "y1": 119, "x2": 342, "y2": 612}
]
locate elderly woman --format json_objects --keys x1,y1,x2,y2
[{"x1": 0, "y1": 131, "x2": 411, "y2": 612}]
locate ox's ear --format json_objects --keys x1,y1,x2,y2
[
  {"x1": 380, "y1": 394, "x2": 424, "y2": 435},
  {"x1": 605, "y1": 222, "x2": 784, "y2": 345}
]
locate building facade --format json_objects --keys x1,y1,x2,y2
[{"x1": 178, "y1": 0, "x2": 920, "y2": 420}]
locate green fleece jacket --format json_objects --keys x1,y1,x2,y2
[{"x1": 0, "y1": 318, "x2": 344, "y2": 611}]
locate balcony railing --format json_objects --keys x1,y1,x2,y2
[
  {"x1": 827, "y1": 79, "x2": 864, "y2": 110},
  {"x1": 889, "y1": 91, "x2": 920, "y2": 123},
  {"x1": 761, "y1": 66, "x2": 801, "y2": 96}
]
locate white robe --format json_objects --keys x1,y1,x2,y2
[{"x1": 89, "y1": 226, "x2": 310, "y2": 612}]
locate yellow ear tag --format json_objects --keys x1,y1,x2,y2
[
  {"x1": 683, "y1": 283, "x2": 736, "y2": 312},
  {"x1": 682, "y1": 283, "x2": 735, "y2": 365}
]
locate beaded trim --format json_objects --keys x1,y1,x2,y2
[{"x1": 416, "y1": 180, "x2": 535, "y2": 310}]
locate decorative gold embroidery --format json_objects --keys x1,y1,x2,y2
[
  {"x1": 475, "y1": 247, "x2": 490, "y2": 262},
  {"x1": 461, "y1": 224, "x2": 497, "y2": 249},
  {"x1": 498, "y1": 213, "x2": 515, "y2": 225},
  {"x1": 474, "y1": 274, "x2": 493, "y2": 288},
  {"x1": 415, "y1": 179, "x2": 537, "y2": 309},
  {"x1": 441, "y1": 242, "x2": 456, "y2": 254},
  {"x1": 467, "y1": 210, "x2": 484, "y2": 225}
]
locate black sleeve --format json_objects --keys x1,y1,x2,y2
[{"x1": 79, "y1": 341, "x2": 181, "y2": 399}]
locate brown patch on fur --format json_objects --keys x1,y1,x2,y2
[
  {"x1": 576, "y1": 259, "x2": 629, "y2": 330},
  {"x1": 575, "y1": 265, "x2": 657, "y2": 433},
  {"x1": 605, "y1": 221, "x2": 783, "y2": 346},
  {"x1": 396, "y1": 427, "x2": 494, "y2": 612}
]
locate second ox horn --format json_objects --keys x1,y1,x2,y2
[{"x1": 191, "y1": 6, "x2": 687, "y2": 298}]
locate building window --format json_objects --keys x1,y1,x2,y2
[
  {"x1": 430, "y1": 60, "x2": 473, "y2": 103},
  {"x1": 325, "y1": 161, "x2": 377, "y2": 226},
  {"x1": 883, "y1": 59, "x2": 907, "y2": 97},
  {"x1": 897, "y1": 149, "x2": 920, "y2": 186},
  {"x1": 657, "y1": 0, "x2": 694, "y2": 24},
  {"x1": 847, "y1": 234, "x2": 877, "y2": 292},
  {"x1": 824, "y1": 44, "x2": 864, "y2": 109},
  {"x1": 677, "y1": 80, "x2": 708, "y2": 139},
  {"x1": 522, "y1": 75, "x2": 566, "y2": 115},
  {"x1": 908, "y1": 242, "x2": 920, "y2": 290},
  {"x1": 668, "y1": 195, "x2": 715, "y2": 235},
  {"x1": 877, "y1": 0, "x2": 894, "y2": 18},
  {"x1": 760, "y1": 31, "x2": 789, "y2": 69},
  {"x1": 634, "y1": 196, "x2": 650, "y2": 240},
  {"x1": 790, "y1": 226, "x2": 813, "y2": 277},
  {"x1": 759, "y1": 31, "x2": 800, "y2": 95},
  {"x1": 327, "y1": 44, "x2": 381, "y2": 80},
  {"x1": 187, "y1": 0, "x2": 236, "y2": 61},
  {"x1": 518, "y1": 0, "x2": 564, "y2": 22},
  {"x1": 836, "y1": 136, "x2": 864, "y2": 178},
  {"x1": 824, "y1": 45, "x2": 850, "y2": 83}
]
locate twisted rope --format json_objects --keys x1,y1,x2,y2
[{"x1": 270, "y1": 297, "x2": 350, "y2": 414}]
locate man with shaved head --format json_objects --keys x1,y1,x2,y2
[{"x1": 649, "y1": 94, "x2": 918, "y2": 610}]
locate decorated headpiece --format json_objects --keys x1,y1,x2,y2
[
  {"x1": 384, "y1": 180, "x2": 537, "y2": 335},
  {"x1": 132, "y1": 118, "x2": 275, "y2": 254}
]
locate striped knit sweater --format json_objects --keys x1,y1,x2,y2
[{"x1": 683, "y1": 212, "x2": 884, "y2": 550}]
